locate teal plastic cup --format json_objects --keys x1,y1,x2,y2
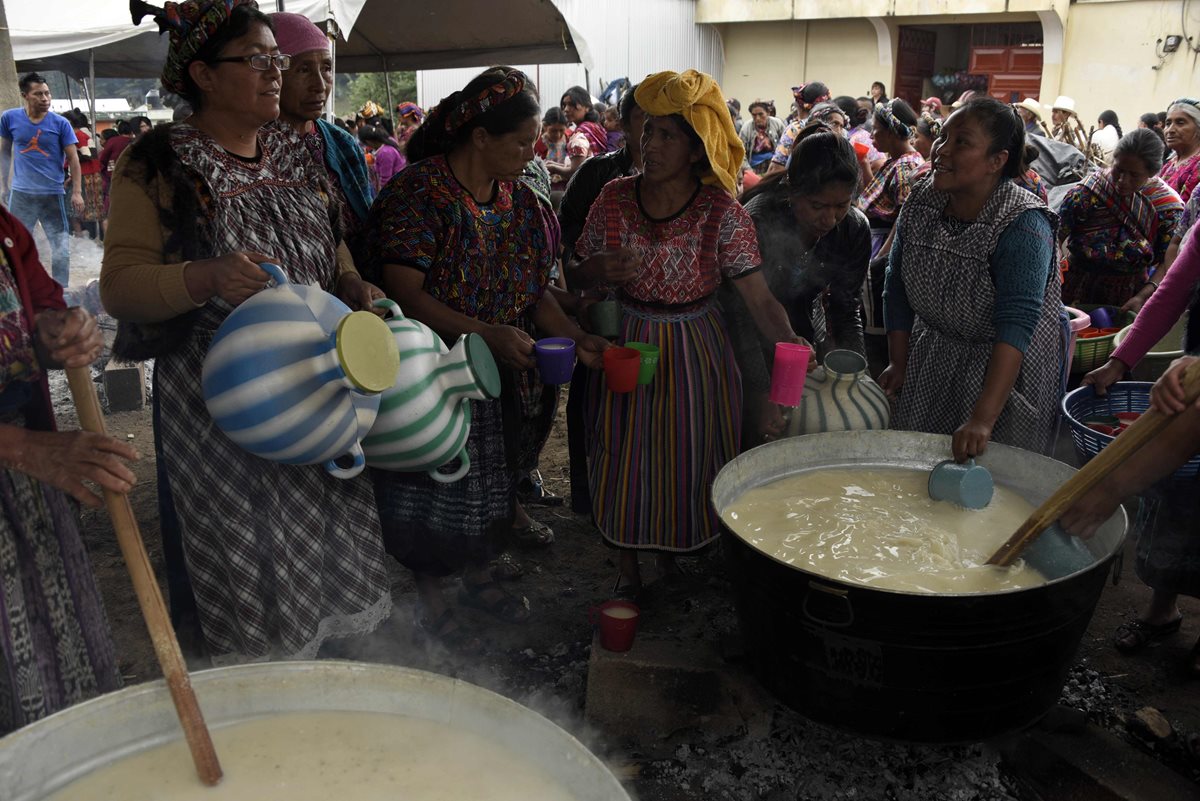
[{"x1": 928, "y1": 458, "x2": 994, "y2": 509}]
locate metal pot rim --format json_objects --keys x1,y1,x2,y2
[{"x1": 711, "y1": 430, "x2": 1127, "y2": 597}]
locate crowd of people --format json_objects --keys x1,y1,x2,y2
[{"x1": 3, "y1": 0, "x2": 1200, "y2": 736}]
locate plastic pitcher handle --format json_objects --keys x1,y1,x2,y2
[
  {"x1": 429, "y1": 449, "x2": 470, "y2": 484},
  {"x1": 324, "y1": 443, "x2": 366, "y2": 480},
  {"x1": 373, "y1": 298, "x2": 403, "y2": 319},
  {"x1": 259, "y1": 262, "x2": 288, "y2": 287}
]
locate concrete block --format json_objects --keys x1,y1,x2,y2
[
  {"x1": 1000, "y1": 724, "x2": 1200, "y2": 801},
  {"x1": 584, "y1": 632, "x2": 771, "y2": 753},
  {"x1": 103, "y1": 359, "x2": 146, "y2": 412}
]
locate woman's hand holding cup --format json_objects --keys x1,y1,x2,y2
[{"x1": 482, "y1": 324, "x2": 536, "y2": 370}]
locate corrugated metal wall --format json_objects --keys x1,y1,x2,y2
[{"x1": 416, "y1": 0, "x2": 725, "y2": 112}]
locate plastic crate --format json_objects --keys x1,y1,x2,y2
[
  {"x1": 1061, "y1": 382, "x2": 1200, "y2": 482},
  {"x1": 1071, "y1": 305, "x2": 1137, "y2": 374}
]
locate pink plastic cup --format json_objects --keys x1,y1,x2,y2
[{"x1": 769, "y1": 342, "x2": 812, "y2": 407}]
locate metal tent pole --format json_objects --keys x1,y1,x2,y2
[
  {"x1": 383, "y1": 58, "x2": 394, "y2": 122},
  {"x1": 87, "y1": 49, "x2": 97, "y2": 131}
]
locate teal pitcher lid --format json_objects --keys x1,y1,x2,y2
[
  {"x1": 337, "y1": 311, "x2": 401, "y2": 393},
  {"x1": 466, "y1": 333, "x2": 502, "y2": 399}
]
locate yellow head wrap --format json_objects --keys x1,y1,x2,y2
[{"x1": 634, "y1": 70, "x2": 745, "y2": 196}]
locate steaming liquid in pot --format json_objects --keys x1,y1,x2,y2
[
  {"x1": 46, "y1": 710, "x2": 573, "y2": 800},
  {"x1": 721, "y1": 467, "x2": 1048, "y2": 593}
]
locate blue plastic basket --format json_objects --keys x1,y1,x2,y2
[{"x1": 1061, "y1": 382, "x2": 1200, "y2": 482}]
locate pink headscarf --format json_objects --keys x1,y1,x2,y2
[{"x1": 269, "y1": 12, "x2": 329, "y2": 56}]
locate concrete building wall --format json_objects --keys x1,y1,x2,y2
[
  {"x1": 715, "y1": 0, "x2": 1200, "y2": 137},
  {"x1": 1057, "y1": 0, "x2": 1200, "y2": 131},
  {"x1": 716, "y1": 19, "x2": 882, "y2": 113}
]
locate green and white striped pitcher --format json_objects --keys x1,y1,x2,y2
[{"x1": 362, "y1": 299, "x2": 502, "y2": 483}]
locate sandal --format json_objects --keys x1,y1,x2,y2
[
  {"x1": 414, "y1": 608, "x2": 483, "y2": 654},
  {"x1": 489, "y1": 553, "x2": 525, "y2": 582},
  {"x1": 510, "y1": 519, "x2": 555, "y2": 549},
  {"x1": 518, "y1": 470, "x2": 564, "y2": 507},
  {"x1": 459, "y1": 579, "x2": 531, "y2": 624},
  {"x1": 1113, "y1": 617, "x2": 1183, "y2": 654}
]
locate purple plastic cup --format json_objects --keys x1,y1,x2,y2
[
  {"x1": 535, "y1": 337, "x2": 576, "y2": 385},
  {"x1": 768, "y1": 342, "x2": 812, "y2": 407}
]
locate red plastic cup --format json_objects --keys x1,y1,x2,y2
[
  {"x1": 768, "y1": 342, "x2": 812, "y2": 407},
  {"x1": 604, "y1": 347, "x2": 641, "y2": 393},
  {"x1": 853, "y1": 141, "x2": 870, "y2": 158},
  {"x1": 589, "y1": 600, "x2": 640, "y2": 652}
]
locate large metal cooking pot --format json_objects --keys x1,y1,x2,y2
[
  {"x1": 0, "y1": 661, "x2": 631, "y2": 801},
  {"x1": 712, "y1": 431, "x2": 1127, "y2": 744}
]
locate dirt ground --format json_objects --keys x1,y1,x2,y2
[{"x1": 61, "y1": 379, "x2": 1200, "y2": 800}]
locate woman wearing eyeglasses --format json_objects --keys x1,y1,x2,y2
[{"x1": 100, "y1": 0, "x2": 394, "y2": 664}]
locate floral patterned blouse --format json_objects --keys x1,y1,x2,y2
[
  {"x1": 1159, "y1": 150, "x2": 1200, "y2": 204},
  {"x1": 1059, "y1": 173, "x2": 1183, "y2": 272},
  {"x1": 575, "y1": 176, "x2": 760, "y2": 305},
  {"x1": 857, "y1": 152, "x2": 925, "y2": 226},
  {"x1": 363, "y1": 155, "x2": 552, "y2": 325}
]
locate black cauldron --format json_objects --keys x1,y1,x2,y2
[{"x1": 712, "y1": 431, "x2": 1126, "y2": 743}]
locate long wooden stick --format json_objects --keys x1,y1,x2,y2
[
  {"x1": 987, "y1": 360, "x2": 1200, "y2": 567},
  {"x1": 65, "y1": 367, "x2": 222, "y2": 786}
]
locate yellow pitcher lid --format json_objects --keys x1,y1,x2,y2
[{"x1": 336, "y1": 311, "x2": 400, "y2": 393}]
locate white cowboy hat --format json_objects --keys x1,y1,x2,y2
[
  {"x1": 1051, "y1": 95, "x2": 1077, "y2": 113},
  {"x1": 1016, "y1": 98, "x2": 1043, "y2": 119}
]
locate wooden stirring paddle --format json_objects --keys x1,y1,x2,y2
[
  {"x1": 987, "y1": 358, "x2": 1200, "y2": 568},
  {"x1": 65, "y1": 367, "x2": 223, "y2": 786}
]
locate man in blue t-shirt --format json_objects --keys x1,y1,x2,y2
[{"x1": 0, "y1": 73, "x2": 83, "y2": 287}]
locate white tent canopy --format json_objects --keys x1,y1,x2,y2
[{"x1": 11, "y1": 0, "x2": 588, "y2": 78}]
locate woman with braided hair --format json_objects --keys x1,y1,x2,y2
[
  {"x1": 1059, "y1": 129, "x2": 1183, "y2": 310},
  {"x1": 857, "y1": 99, "x2": 923, "y2": 335},
  {"x1": 858, "y1": 100, "x2": 923, "y2": 253},
  {"x1": 361, "y1": 68, "x2": 609, "y2": 649},
  {"x1": 1160, "y1": 98, "x2": 1200, "y2": 204},
  {"x1": 880, "y1": 97, "x2": 1064, "y2": 462},
  {"x1": 913, "y1": 111, "x2": 942, "y2": 165}
]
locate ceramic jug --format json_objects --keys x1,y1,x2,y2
[
  {"x1": 202, "y1": 262, "x2": 400, "y2": 479},
  {"x1": 785, "y1": 349, "x2": 890, "y2": 436},
  {"x1": 362, "y1": 299, "x2": 502, "y2": 483}
]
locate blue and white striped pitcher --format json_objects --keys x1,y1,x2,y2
[
  {"x1": 202, "y1": 263, "x2": 400, "y2": 479},
  {"x1": 362, "y1": 299, "x2": 501, "y2": 483}
]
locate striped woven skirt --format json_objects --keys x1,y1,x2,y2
[
  {"x1": 0, "y1": 437, "x2": 120, "y2": 734},
  {"x1": 584, "y1": 299, "x2": 742, "y2": 552}
]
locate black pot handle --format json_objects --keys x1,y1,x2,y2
[{"x1": 803, "y1": 581, "x2": 855, "y2": 628}]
